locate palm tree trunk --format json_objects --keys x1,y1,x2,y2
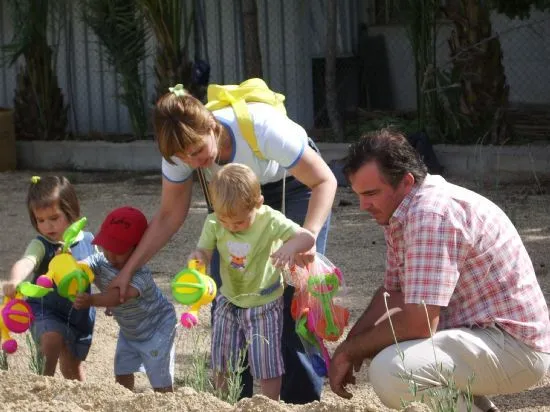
[
  {"x1": 9, "y1": 0, "x2": 68, "y2": 140},
  {"x1": 445, "y1": 0, "x2": 509, "y2": 143},
  {"x1": 241, "y1": 0, "x2": 263, "y2": 78},
  {"x1": 325, "y1": 0, "x2": 344, "y2": 141},
  {"x1": 139, "y1": 0, "x2": 195, "y2": 101}
]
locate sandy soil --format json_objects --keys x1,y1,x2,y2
[{"x1": 0, "y1": 170, "x2": 549, "y2": 411}]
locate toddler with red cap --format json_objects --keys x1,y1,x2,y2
[{"x1": 73, "y1": 206, "x2": 177, "y2": 392}]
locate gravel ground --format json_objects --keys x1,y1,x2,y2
[{"x1": 0, "y1": 170, "x2": 549, "y2": 411}]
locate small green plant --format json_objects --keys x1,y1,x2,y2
[
  {"x1": 383, "y1": 293, "x2": 474, "y2": 411},
  {"x1": 175, "y1": 327, "x2": 251, "y2": 405},
  {"x1": 26, "y1": 334, "x2": 45, "y2": 375},
  {"x1": 422, "y1": 372, "x2": 474, "y2": 412},
  {"x1": 175, "y1": 329, "x2": 214, "y2": 394},
  {"x1": 0, "y1": 350, "x2": 8, "y2": 370},
  {"x1": 215, "y1": 345, "x2": 247, "y2": 405}
]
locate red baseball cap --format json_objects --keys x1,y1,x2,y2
[{"x1": 92, "y1": 206, "x2": 148, "y2": 255}]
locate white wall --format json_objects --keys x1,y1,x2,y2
[{"x1": 493, "y1": 10, "x2": 550, "y2": 105}]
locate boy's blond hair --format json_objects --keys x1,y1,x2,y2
[
  {"x1": 209, "y1": 164, "x2": 262, "y2": 217},
  {"x1": 153, "y1": 88, "x2": 224, "y2": 164}
]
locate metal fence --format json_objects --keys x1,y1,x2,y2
[
  {"x1": 0, "y1": 0, "x2": 362, "y2": 136},
  {"x1": 361, "y1": 8, "x2": 550, "y2": 141},
  {"x1": 0, "y1": 1, "x2": 549, "y2": 139}
]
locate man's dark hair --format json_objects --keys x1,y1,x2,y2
[{"x1": 343, "y1": 128, "x2": 428, "y2": 188}]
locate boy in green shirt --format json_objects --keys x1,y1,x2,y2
[{"x1": 189, "y1": 163, "x2": 315, "y2": 400}]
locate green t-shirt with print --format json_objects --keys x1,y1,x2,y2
[{"x1": 197, "y1": 204, "x2": 299, "y2": 308}]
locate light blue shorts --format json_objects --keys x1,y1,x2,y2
[
  {"x1": 114, "y1": 319, "x2": 176, "y2": 389},
  {"x1": 211, "y1": 294, "x2": 284, "y2": 379}
]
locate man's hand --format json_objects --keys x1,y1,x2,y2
[
  {"x1": 328, "y1": 342, "x2": 356, "y2": 399},
  {"x1": 73, "y1": 293, "x2": 92, "y2": 310},
  {"x1": 107, "y1": 270, "x2": 132, "y2": 303}
]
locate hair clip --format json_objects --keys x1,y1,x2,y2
[
  {"x1": 30, "y1": 176, "x2": 41, "y2": 184},
  {"x1": 169, "y1": 84, "x2": 186, "y2": 97}
]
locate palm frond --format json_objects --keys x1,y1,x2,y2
[
  {"x1": 81, "y1": 0, "x2": 149, "y2": 138},
  {"x1": 82, "y1": 0, "x2": 148, "y2": 67},
  {"x1": 2, "y1": 0, "x2": 48, "y2": 66},
  {"x1": 138, "y1": 0, "x2": 195, "y2": 100},
  {"x1": 3, "y1": 0, "x2": 68, "y2": 140}
]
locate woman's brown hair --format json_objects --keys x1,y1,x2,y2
[{"x1": 153, "y1": 88, "x2": 224, "y2": 164}]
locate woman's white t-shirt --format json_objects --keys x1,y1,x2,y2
[{"x1": 161, "y1": 103, "x2": 308, "y2": 185}]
